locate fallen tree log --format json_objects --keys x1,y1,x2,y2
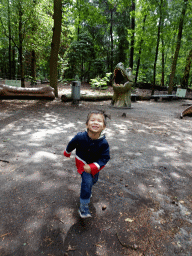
[
  {"x1": 61, "y1": 94, "x2": 113, "y2": 102},
  {"x1": 61, "y1": 94, "x2": 151, "y2": 102},
  {"x1": 0, "y1": 84, "x2": 55, "y2": 100}
]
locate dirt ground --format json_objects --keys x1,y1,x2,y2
[{"x1": 0, "y1": 84, "x2": 192, "y2": 256}]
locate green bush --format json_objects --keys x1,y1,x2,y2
[{"x1": 90, "y1": 72, "x2": 112, "y2": 90}]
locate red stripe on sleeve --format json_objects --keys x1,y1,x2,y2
[{"x1": 64, "y1": 151, "x2": 71, "y2": 157}]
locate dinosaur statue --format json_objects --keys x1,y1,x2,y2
[{"x1": 111, "y1": 62, "x2": 134, "y2": 108}]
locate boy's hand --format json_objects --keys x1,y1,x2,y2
[{"x1": 83, "y1": 164, "x2": 91, "y2": 174}]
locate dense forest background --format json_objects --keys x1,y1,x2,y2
[{"x1": 0, "y1": 0, "x2": 192, "y2": 95}]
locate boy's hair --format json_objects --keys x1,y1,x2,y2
[{"x1": 86, "y1": 110, "x2": 111, "y2": 126}]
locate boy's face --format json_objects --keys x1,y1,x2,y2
[{"x1": 86, "y1": 113, "x2": 106, "y2": 134}]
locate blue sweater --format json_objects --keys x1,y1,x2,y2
[{"x1": 64, "y1": 131, "x2": 110, "y2": 175}]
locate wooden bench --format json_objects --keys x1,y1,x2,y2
[{"x1": 151, "y1": 94, "x2": 178, "y2": 101}]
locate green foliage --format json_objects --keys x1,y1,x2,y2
[
  {"x1": 0, "y1": 0, "x2": 191, "y2": 89},
  {"x1": 58, "y1": 53, "x2": 69, "y2": 80},
  {"x1": 0, "y1": 0, "x2": 54, "y2": 79},
  {"x1": 90, "y1": 72, "x2": 112, "y2": 90},
  {"x1": 65, "y1": 31, "x2": 95, "y2": 80},
  {"x1": 24, "y1": 75, "x2": 39, "y2": 85}
]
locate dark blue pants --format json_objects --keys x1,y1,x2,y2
[{"x1": 80, "y1": 172, "x2": 99, "y2": 213}]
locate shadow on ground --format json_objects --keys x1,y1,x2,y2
[{"x1": 0, "y1": 98, "x2": 192, "y2": 255}]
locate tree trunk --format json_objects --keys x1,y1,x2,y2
[
  {"x1": 129, "y1": 0, "x2": 135, "y2": 69},
  {"x1": 110, "y1": 9, "x2": 113, "y2": 74},
  {"x1": 168, "y1": 0, "x2": 188, "y2": 94},
  {"x1": 135, "y1": 15, "x2": 147, "y2": 84},
  {"x1": 8, "y1": 0, "x2": 12, "y2": 80},
  {"x1": 2, "y1": 52, "x2": 7, "y2": 78},
  {"x1": 19, "y1": 8, "x2": 24, "y2": 87},
  {"x1": 152, "y1": 0, "x2": 163, "y2": 95},
  {"x1": 161, "y1": 36, "x2": 165, "y2": 87},
  {"x1": 50, "y1": 0, "x2": 62, "y2": 98},
  {"x1": 181, "y1": 49, "x2": 192, "y2": 88},
  {"x1": 81, "y1": 58, "x2": 83, "y2": 81},
  {"x1": 12, "y1": 47, "x2": 16, "y2": 79},
  {"x1": 31, "y1": 1, "x2": 37, "y2": 86},
  {"x1": 107, "y1": 47, "x2": 110, "y2": 72},
  {"x1": 31, "y1": 50, "x2": 36, "y2": 86},
  {"x1": 77, "y1": 0, "x2": 81, "y2": 40},
  {"x1": 135, "y1": 48, "x2": 141, "y2": 85}
]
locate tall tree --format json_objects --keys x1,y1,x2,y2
[
  {"x1": 161, "y1": 35, "x2": 165, "y2": 87},
  {"x1": 135, "y1": 15, "x2": 147, "y2": 84},
  {"x1": 30, "y1": 0, "x2": 37, "y2": 85},
  {"x1": 8, "y1": 0, "x2": 12, "y2": 79},
  {"x1": 110, "y1": 7, "x2": 114, "y2": 73},
  {"x1": 50, "y1": 0, "x2": 62, "y2": 97},
  {"x1": 168, "y1": 0, "x2": 188, "y2": 94},
  {"x1": 129, "y1": 0, "x2": 135, "y2": 69},
  {"x1": 0, "y1": 0, "x2": 13, "y2": 79},
  {"x1": 105, "y1": 1, "x2": 117, "y2": 74},
  {"x1": 181, "y1": 49, "x2": 192, "y2": 88},
  {"x1": 18, "y1": 3, "x2": 25, "y2": 87},
  {"x1": 151, "y1": 0, "x2": 163, "y2": 95},
  {"x1": 116, "y1": 8, "x2": 130, "y2": 65}
]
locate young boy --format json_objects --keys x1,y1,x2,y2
[{"x1": 64, "y1": 110, "x2": 110, "y2": 218}]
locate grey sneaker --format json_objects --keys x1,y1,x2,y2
[{"x1": 78, "y1": 209, "x2": 92, "y2": 218}]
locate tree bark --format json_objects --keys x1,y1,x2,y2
[
  {"x1": 31, "y1": 50, "x2": 36, "y2": 86},
  {"x1": 129, "y1": 0, "x2": 135, "y2": 69},
  {"x1": 8, "y1": 0, "x2": 12, "y2": 80},
  {"x1": 181, "y1": 49, "x2": 192, "y2": 88},
  {"x1": 135, "y1": 15, "x2": 147, "y2": 84},
  {"x1": 50, "y1": 0, "x2": 62, "y2": 98},
  {"x1": 19, "y1": 8, "x2": 24, "y2": 87},
  {"x1": 152, "y1": 0, "x2": 163, "y2": 95},
  {"x1": 161, "y1": 36, "x2": 165, "y2": 87},
  {"x1": 77, "y1": 0, "x2": 81, "y2": 40},
  {"x1": 12, "y1": 47, "x2": 16, "y2": 79},
  {"x1": 168, "y1": 0, "x2": 188, "y2": 94},
  {"x1": 110, "y1": 9, "x2": 113, "y2": 74}
]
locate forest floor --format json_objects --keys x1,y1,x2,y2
[
  {"x1": 0, "y1": 83, "x2": 192, "y2": 255},
  {"x1": 57, "y1": 82, "x2": 192, "y2": 100}
]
